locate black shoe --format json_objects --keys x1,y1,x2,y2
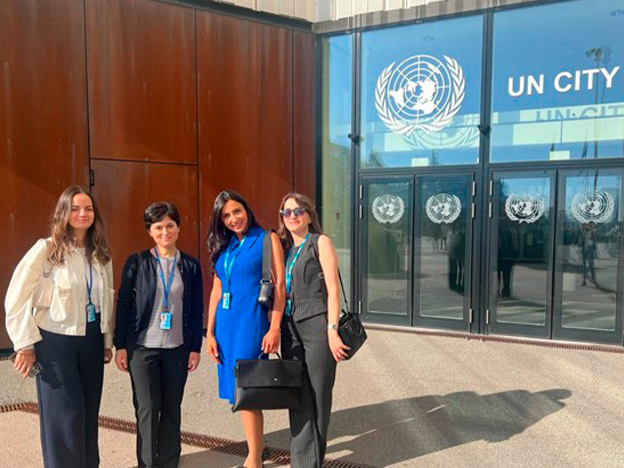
[{"x1": 262, "y1": 448, "x2": 270, "y2": 461}]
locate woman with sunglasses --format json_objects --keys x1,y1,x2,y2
[
  {"x1": 277, "y1": 193, "x2": 349, "y2": 468},
  {"x1": 205, "y1": 190, "x2": 285, "y2": 468},
  {"x1": 5, "y1": 185, "x2": 114, "y2": 468}
]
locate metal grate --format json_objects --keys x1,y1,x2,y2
[{"x1": 0, "y1": 402, "x2": 375, "y2": 468}]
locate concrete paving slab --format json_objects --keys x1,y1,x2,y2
[{"x1": 2, "y1": 328, "x2": 624, "y2": 467}]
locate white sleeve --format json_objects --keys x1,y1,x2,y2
[{"x1": 4, "y1": 239, "x2": 48, "y2": 350}]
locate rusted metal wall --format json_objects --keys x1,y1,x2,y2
[
  {"x1": 0, "y1": 0, "x2": 316, "y2": 351},
  {"x1": 0, "y1": 0, "x2": 90, "y2": 349}
]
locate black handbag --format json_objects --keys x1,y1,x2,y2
[
  {"x1": 231, "y1": 353, "x2": 303, "y2": 412},
  {"x1": 337, "y1": 271, "x2": 367, "y2": 359},
  {"x1": 257, "y1": 230, "x2": 274, "y2": 309}
]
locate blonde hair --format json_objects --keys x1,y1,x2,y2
[{"x1": 48, "y1": 185, "x2": 112, "y2": 265}]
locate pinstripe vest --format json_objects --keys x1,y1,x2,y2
[{"x1": 289, "y1": 234, "x2": 328, "y2": 322}]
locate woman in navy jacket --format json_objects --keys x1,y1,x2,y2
[{"x1": 114, "y1": 202, "x2": 204, "y2": 468}]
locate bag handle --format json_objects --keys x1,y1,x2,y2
[
  {"x1": 311, "y1": 235, "x2": 351, "y2": 315},
  {"x1": 261, "y1": 230, "x2": 273, "y2": 285},
  {"x1": 338, "y1": 270, "x2": 350, "y2": 314}
]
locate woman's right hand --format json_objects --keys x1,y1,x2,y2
[
  {"x1": 115, "y1": 349, "x2": 129, "y2": 372},
  {"x1": 14, "y1": 349, "x2": 36, "y2": 379},
  {"x1": 206, "y1": 334, "x2": 220, "y2": 364}
]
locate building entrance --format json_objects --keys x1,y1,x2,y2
[
  {"x1": 486, "y1": 167, "x2": 623, "y2": 344},
  {"x1": 359, "y1": 171, "x2": 475, "y2": 331},
  {"x1": 357, "y1": 166, "x2": 624, "y2": 344}
]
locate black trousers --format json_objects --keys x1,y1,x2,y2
[
  {"x1": 35, "y1": 321, "x2": 104, "y2": 468},
  {"x1": 127, "y1": 345, "x2": 190, "y2": 468},
  {"x1": 282, "y1": 314, "x2": 337, "y2": 468}
]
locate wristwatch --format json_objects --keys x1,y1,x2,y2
[{"x1": 327, "y1": 323, "x2": 338, "y2": 331}]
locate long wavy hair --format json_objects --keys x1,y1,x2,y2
[
  {"x1": 205, "y1": 190, "x2": 259, "y2": 270},
  {"x1": 277, "y1": 193, "x2": 323, "y2": 252},
  {"x1": 48, "y1": 185, "x2": 112, "y2": 265}
]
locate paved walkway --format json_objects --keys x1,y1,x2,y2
[{"x1": 1, "y1": 328, "x2": 623, "y2": 467}]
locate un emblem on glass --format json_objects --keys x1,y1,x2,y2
[
  {"x1": 425, "y1": 194, "x2": 462, "y2": 224},
  {"x1": 571, "y1": 190, "x2": 615, "y2": 224},
  {"x1": 505, "y1": 193, "x2": 545, "y2": 224},
  {"x1": 372, "y1": 195, "x2": 405, "y2": 224},
  {"x1": 375, "y1": 55, "x2": 465, "y2": 137}
]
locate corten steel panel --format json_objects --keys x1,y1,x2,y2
[
  {"x1": 90, "y1": 160, "x2": 200, "y2": 295},
  {"x1": 293, "y1": 31, "x2": 316, "y2": 200},
  {"x1": 0, "y1": 0, "x2": 89, "y2": 350},
  {"x1": 198, "y1": 12, "x2": 293, "y2": 244},
  {"x1": 86, "y1": 0, "x2": 197, "y2": 164}
]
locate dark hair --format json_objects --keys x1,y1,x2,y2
[
  {"x1": 143, "y1": 202, "x2": 181, "y2": 230},
  {"x1": 48, "y1": 185, "x2": 112, "y2": 265},
  {"x1": 205, "y1": 190, "x2": 259, "y2": 270},
  {"x1": 277, "y1": 193, "x2": 323, "y2": 251}
]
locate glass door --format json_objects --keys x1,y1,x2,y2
[
  {"x1": 360, "y1": 177, "x2": 413, "y2": 326},
  {"x1": 359, "y1": 173, "x2": 474, "y2": 330},
  {"x1": 553, "y1": 169, "x2": 624, "y2": 344},
  {"x1": 486, "y1": 171, "x2": 555, "y2": 338},
  {"x1": 413, "y1": 173, "x2": 474, "y2": 330}
]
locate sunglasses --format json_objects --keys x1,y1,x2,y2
[{"x1": 280, "y1": 207, "x2": 307, "y2": 218}]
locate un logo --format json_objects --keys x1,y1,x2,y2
[
  {"x1": 425, "y1": 194, "x2": 462, "y2": 224},
  {"x1": 571, "y1": 190, "x2": 615, "y2": 224},
  {"x1": 505, "y1": 193, "x2": 545, "y2": 224},
  {"x1": 372, "y1": 195, "x2": 405, "y2": 224},
  {"x1": 375, "y1": 55, "x2": 465, "y2": 136}
]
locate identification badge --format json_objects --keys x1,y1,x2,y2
[
  {"x1": 86, "y1": 303, "x2": 97, "y2": 323},
  {"x1": 160, "y1": 311, "x2": 172, "y2": 330},
  {"x1": 222, "y1": 292, "x2": 231, "y2": 310},
  {"x1": 285, "y1": 298, "x2": 292, "y2": 316}
]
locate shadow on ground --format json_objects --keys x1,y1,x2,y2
[{"x1": 254, "y1": 388, "x2": 572, "y2": 467}]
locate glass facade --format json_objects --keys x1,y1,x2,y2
[
  {"x1": 491, "y1": 0, "x2": 624, "y2": 162},
  {"x1": 321, "y1": 0, "x2": 624, "y2": 345},
  {"x1": 360, "y1": 16, "x2": 483, "y2": 168},
  {"x1": 321, "y1": 35, "x2": 353, "y2": 299}
]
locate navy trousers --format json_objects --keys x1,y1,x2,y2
[
  {"x1": 127, "y1": 345, "x2": 190, "y2": 468},
  {"x1": 34, "y1": 321, "x2": 104, "y2": 468}
]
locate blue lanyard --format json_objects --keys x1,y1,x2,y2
[
  {"x1": 85, "y1": 262, "x2": 93, "y2": 304},
  {"x1": 154, "y1": 248, "x2": 177, "y2": 311},
  {"x1": 224, "y1": 236, "x2": 246, "y2": 292},
  {"x1": 286, "y1": 234, "x2": 310, "y2": 295}
]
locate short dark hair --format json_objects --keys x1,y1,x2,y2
[{"x1": 143, "y1": 202, "x2": 181, "y2": 230}]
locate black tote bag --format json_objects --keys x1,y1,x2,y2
[{"x1": 232, "y1": 354, "x2": 303, "y2": 412}]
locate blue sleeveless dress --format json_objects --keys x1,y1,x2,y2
[{"x1": 214, "y1": 226, "x2": 269, "y2": 403}]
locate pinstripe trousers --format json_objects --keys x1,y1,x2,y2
[{"x1": 282, "y1": 313, "x2": 337, "y2": 468}]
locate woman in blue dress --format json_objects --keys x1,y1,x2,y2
[{"x1": 205, "y1": 190, "x2": 285, "y2": 468}]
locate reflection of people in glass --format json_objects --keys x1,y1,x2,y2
[
  {"x1": 579, "y1": 222, "x2": 598, "y2": 286},
  {"x1": 447, "y1": 220, "x2": 465, "y2": 294},
  {"x1": 498, "y1": 217, "x2": 518, "y2": 298}
]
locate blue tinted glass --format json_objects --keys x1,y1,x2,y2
[
  {"x1": 361, "y1": 15, "x2": 483, "y2": 168},
  {"x1": 322, "y1": 34, "x2": 353, "y2": 298},
  {"x1": 491, "y1": 0, "x2": 624, "y2": 162}
]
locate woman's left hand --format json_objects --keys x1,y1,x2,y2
[
  {"x1": 262, "y1": 327, "x2": 280, "y2": 355},
  {"x1": 103, "y1": 348, "x2": 113, "y2": 364},
  {"x1": 328, "y1": 330, "x2": 350, "y2": 363},
  {"x1": 188, "y1": 352, "x2": 201, "y2": 372}
]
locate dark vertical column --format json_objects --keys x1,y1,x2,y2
[{"x1": 293, "y1": 31, "x2": 317, "y2": 199}]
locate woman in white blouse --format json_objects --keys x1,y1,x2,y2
[{"x1": 4, "y1": 185, "x2": 114, "y2": 468}]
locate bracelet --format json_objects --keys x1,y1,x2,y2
[{"x1": 327, "y1": 323, "x2": 338, "y2": 331}]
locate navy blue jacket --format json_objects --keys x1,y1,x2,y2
[{"x1": 114, "y1": 250, "x2": 204, "y2": 352}]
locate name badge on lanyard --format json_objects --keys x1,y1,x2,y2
[
  {"x1": 222, "y1": 236, "x2": 245, "y2": 310},
  {"x1": 285, "y1": 234, "x2": 310, "y2": 316},
  {"x1": 154, "y1": 248, "x2": 177, "y2": 331},
  {"x1": 85, "y1": 262, "x2": 97, "y2": 323}
]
